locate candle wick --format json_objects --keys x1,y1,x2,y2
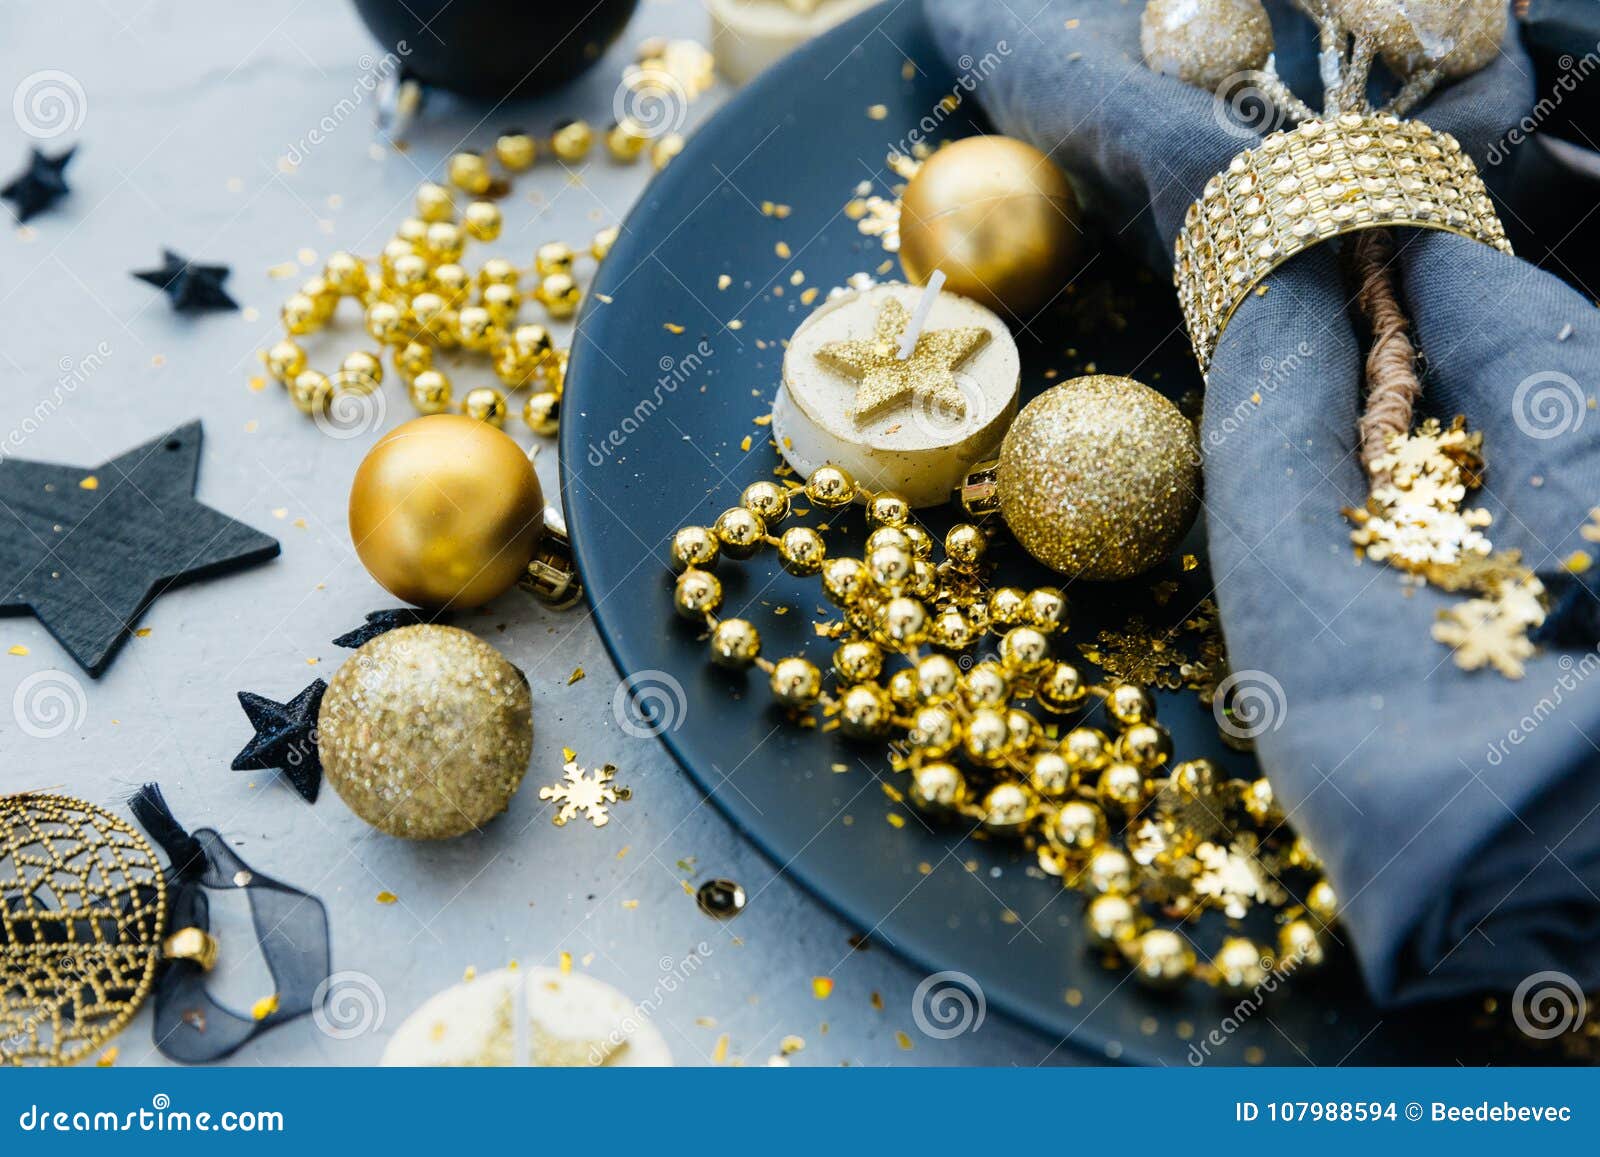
[{"x1": 896, "y1": 269, "x2": 946, "y2": 359}]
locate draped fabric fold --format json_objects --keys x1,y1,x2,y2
[{"x1": 923, "y1": 0, "x2": 1600, "y2": 1005}]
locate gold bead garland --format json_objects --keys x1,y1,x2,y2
[
  {"x1": 668, "y1": 466, "x2": 1337, "y2": 990},
  {"x1": 263, "y1": 126, "x2": 644, "y2": 438}
]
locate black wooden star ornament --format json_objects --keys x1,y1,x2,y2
[
  {"x1": 231, "y1": 680, "x2": 327, "y2": 803},
  {"x1": 133, "y1": 249, "x2": 239, "y2": 313},
  {"x1": 0, "y1": 421, "x2": 280, "y2": 676},
  {"x1": 332, "y1": 608, "x2": 427, "y2": 648},
  {"x1": 2, "y1": 146, "x2": 75, "y2": 223}
]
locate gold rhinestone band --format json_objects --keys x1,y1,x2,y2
[{"x1": 1174, "y1": 112, "x2": 1511, "y2": 376}]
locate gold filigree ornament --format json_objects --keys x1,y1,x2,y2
[{"x1": 1, "y1": 793, "x2": 213, "y2": 1066}]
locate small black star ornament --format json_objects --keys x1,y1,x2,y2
[
  {"x1": 0, "y1": 421, "x2": 279, "y2": 676},
  {"x1": 332, "y1": 608, "x2": 427, "y2": 649},
  {"x1": 232, "y1": 680, "x2": 327, "y2": 803},
  {"x1": 2, "y1": 146, "x2": 75, "y2": 223},
  {"x1": 133, "y1": 249, "x2": 239, "y2": 313}
]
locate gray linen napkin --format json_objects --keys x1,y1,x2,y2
[{"x1": 924, "y1": 0, "x2": 1600, "y2": 1006}]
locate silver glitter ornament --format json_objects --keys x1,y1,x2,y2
[
  {"x1": 1330, "y1": 0, "x2": 1506, "y2": 79},
  {"x1": 1140, "y1": 0, "x2": 1274, "y2": 91},
  {"x1": 318, "y1": 625, "x2": 533, "y2": 839}
]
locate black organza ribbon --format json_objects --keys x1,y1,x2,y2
[{"x1": 129, "y1": 784, "x2": 330, "y2": 1064}]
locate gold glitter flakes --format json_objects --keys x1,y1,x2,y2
[
  {"x1": 812, "y1": 976, "x2": 833, "y2": 1000},
  {"x1": 851, "y1": 193, "x2": 902, "y2": 251},
  {"x1": 815, "y1": 296, "x2": 988, "y2": 421},
  {"x1": 539, "y1": 760, "x2": 629, "y2": 827},
  {"x1": 376, "y1": 890, "x2": 398, "y2": 905},
  {"x1": 251, "y1": 993, "x2": 280, "y2": 1021},
  {"x1": 567, "y1": 666, "x2": 585, "y2": 685}
]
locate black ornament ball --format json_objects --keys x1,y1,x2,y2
[{"x1": 352, "y1": 0, "x2": 639, "y2": 99}]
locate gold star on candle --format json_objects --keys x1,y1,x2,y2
[{"x1": 815, "y1": 297, "x2": 989, "y2": 422}]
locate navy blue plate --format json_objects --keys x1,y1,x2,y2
[{"x1": 561, "y1": 1, "x2": 1544, "y2": 1065}]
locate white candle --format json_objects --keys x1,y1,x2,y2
[{"x1": 772, "y1": 282, "x2": 1020, "y2": 507}]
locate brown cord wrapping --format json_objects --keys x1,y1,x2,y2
[{"x1": 1349, "y1": 227, "x2": 1422, "y2": 482}]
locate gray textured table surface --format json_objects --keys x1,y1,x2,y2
[{"x1": 1, "y1": 0, "x2": 1071, "y2": 1067}]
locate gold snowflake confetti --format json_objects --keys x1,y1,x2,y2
[
  {"x1": 1079, "y1": 616, "x2": 1184, "y2": 690},
  {"x1": 1347, "y1": 418, "x2": 1544, "y2": 679},
  {"x1": 1432, "y1": 599, "x2": 1538, "y2": 679},
  {"x1": 1193, "y1": 838, "x2": 1284, "y2": 919},
  {"x1": 539, "y1": 760, "x2": 630, "y2": 827}
]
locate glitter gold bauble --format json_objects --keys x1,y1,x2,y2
[
  {"x1": 990, "y1": 376, "x2": 1200, "y2": 581},
  {"x1": 348, "y1": 414, "x2": 544, "y2": 608},
  {"x1": 1330, "y1": 0, "x2": 1505, "y2": 79},
  {"x1": 898, "y1": 136, "x2": 1084, "y2": 317},
  {"x1": 318, "y1": 625, "x2": 533, "y2": 840},
  {"x1": 1140, "y1": 0, "x2": 1273, "y2": 90}
]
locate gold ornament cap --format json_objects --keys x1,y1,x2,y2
[
  {"x1": 521, "y1": 506, "x2": 583, "y2": 608},
  {"x1": 161, "y1": 927, "x2": 220, "y2": 972}
]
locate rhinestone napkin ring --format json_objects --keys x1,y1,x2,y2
[{"x1": 1174, "y1": 112, "x2": 1511, "y2": 376}]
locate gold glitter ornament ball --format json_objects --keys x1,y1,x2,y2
[
  {"x1": 1140, "y1": 0, "x2": 1273, "y2": 91},
  {"x1": 348, "y1": 414, "x2": 544, "y2": 608},
  {"x1": 1330, "y1": 0, "x2": 1505, "y2": 79},
  {"x1": 319, "y1": 625, "x2": 533, "y2": 840},
  {"x1": 898, "y1": 136, "x2": 1084, "y2": 317},
  {"x1": 995, "y1": 377, "x2": 1199, "y2": 581}
]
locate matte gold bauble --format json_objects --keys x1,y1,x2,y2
[
  {"x1": 1140, "y1": 0, "x2": 1273, "y2": 90},
  {"x1": 898, "y1": 136, "x2": 1084, "y2": 318},
  {"x1": 1330, "y1": 0, "x2": 1504, "y2": 79},
  {"x1": 349, "y1": 414, "x2": 544, "y2": 608},
  {"x1": 993, "y1": 376, "x2": 1199, "y2": 581},
  {"x1": 318, "y1": 625, "x2": 533, "y2": 840}
]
